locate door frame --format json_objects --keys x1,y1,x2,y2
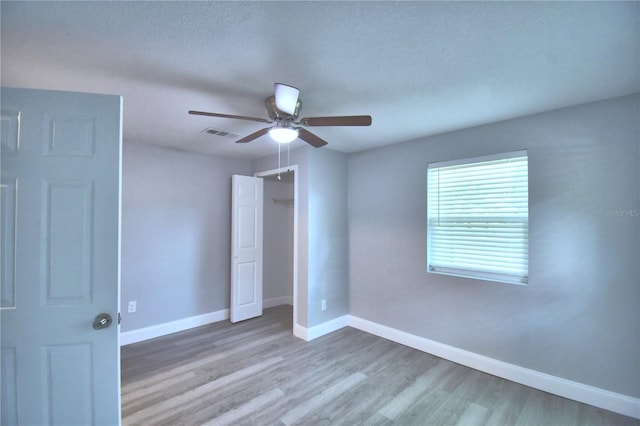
[{"x1": 254, "y1": 165, "x2": 299, "y2": 332}]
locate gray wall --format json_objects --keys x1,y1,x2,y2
[
  {"x1": 307, "y1": 148, "x2": 350, "y2": 327},
  {"x1": 263, "y1": 177, "x2": 294, "y2": 304},
  {"x1": 348, "y1": 94, "x2": 640, "y2": 397},
  {"x1": 120, "y1": 142, "x2": 251, "y2": 331}
]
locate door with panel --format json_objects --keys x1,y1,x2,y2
[
  {"x1": 230, "y1": 174, "x2": 264, "y2": 323},
  {"x1": 1, "y1": 87, "x2": 122, "y2": 425}
]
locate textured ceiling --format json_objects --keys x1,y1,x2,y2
[{"x1": 1, "y1": 1, "x2": 638, "y2": 159}]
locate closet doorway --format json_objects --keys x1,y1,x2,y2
[{"x1": 255, "y1": 166, "x2": 298, "y2": 331}]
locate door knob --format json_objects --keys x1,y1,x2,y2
[{"x1": 92, "y1": 313, "x2": 113, "y2": 330}]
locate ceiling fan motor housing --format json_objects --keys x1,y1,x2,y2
[{"x1": 265, "y1": 95, "x2": 301, "y2": 122}]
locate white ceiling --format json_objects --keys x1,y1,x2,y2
[{"x1": 1, "y1": 1, "x2": 638, "y2": 160}]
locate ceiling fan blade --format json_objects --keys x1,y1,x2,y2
[
  {"x1": 297, "y1": 128, "x2": 328, "y2": 148},
  {"x1": 189, "y1": 110, "x2": 271, "y2": 123},
  {"x1": 300, "y1": 115, "x2": 372, "y2": 127},
  {"x1": 236, "y1": 127, "x2": 270, "y2": 144},
  {"x1": 274, "y1": 83, "x2": 300, "y2": 115}
]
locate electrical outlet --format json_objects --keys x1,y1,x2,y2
[
  {"x1": 321, "y1": 299, "x2": 327, "y2": 311},
  {"x1": 128, "y1": 300, "x2": 137, "y2": 313}
]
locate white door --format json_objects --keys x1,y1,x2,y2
[
  {"x1": 230, "y1": 175, "x2": 263, "y2": 323},
  {"x1": 0, "y1": 87, "x2": 122, "y2": 425}
]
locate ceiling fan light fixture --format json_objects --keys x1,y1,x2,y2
[
  {"x1": 274, "y1": 83, "x2": 300, "y2": 115},
  {"x1": 269, "y1": 126, "x2": 298, "y2": 143}
]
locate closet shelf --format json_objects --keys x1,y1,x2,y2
[{"x1": 272, "y1": 198, "x2": 294, "y2": 205}]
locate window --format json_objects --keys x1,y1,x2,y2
[{"x1": 427, "y1": 151, "x2": 529, "y2": 285}]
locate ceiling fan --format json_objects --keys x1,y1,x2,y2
[{"x1": 189, "y1": 83, "x2": 372, "y2": 147}]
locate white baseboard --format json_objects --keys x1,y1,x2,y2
[
  {"x1": 347, "y1": 315, "x2": 640, "y2": 420},
  {"x1": 293, "y1": 315, "x2": 349, "y2": 341},
  {"x1": 120, "y1": 309, "x2": 229, "y2": 346},
  {"x1": 119, "y1": 299, "x2": 291, "y2": 346},
  {"x1": 263, "y1": 296, "x2": 293, "y2": 309}
]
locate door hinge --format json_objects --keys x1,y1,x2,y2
[{"x1": 118, "y1": 312, "x2": 121, "y2": 325}]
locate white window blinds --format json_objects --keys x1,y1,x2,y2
[{"x1": 427, "y1": 151, "x2": 529, "y2": 285}]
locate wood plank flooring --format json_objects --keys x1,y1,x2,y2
[{"x1": 121, "y1": 306, "x2": 638, "y2": 426}]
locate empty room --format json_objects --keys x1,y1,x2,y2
[{"x1": 1, "y1": 1, "x2": 638, "y2": 425}]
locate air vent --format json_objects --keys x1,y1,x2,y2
[{"x1": 203, "y1": 127, "x2": 239, "y2": 139}]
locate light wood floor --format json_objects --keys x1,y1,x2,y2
[{"x1": 121, "y1": 305, "x2": 638, "y2": 426}]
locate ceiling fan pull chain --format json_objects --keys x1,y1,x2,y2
[{"x1": 277, "y1": 141, "x2": 282, "y2": 181}]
